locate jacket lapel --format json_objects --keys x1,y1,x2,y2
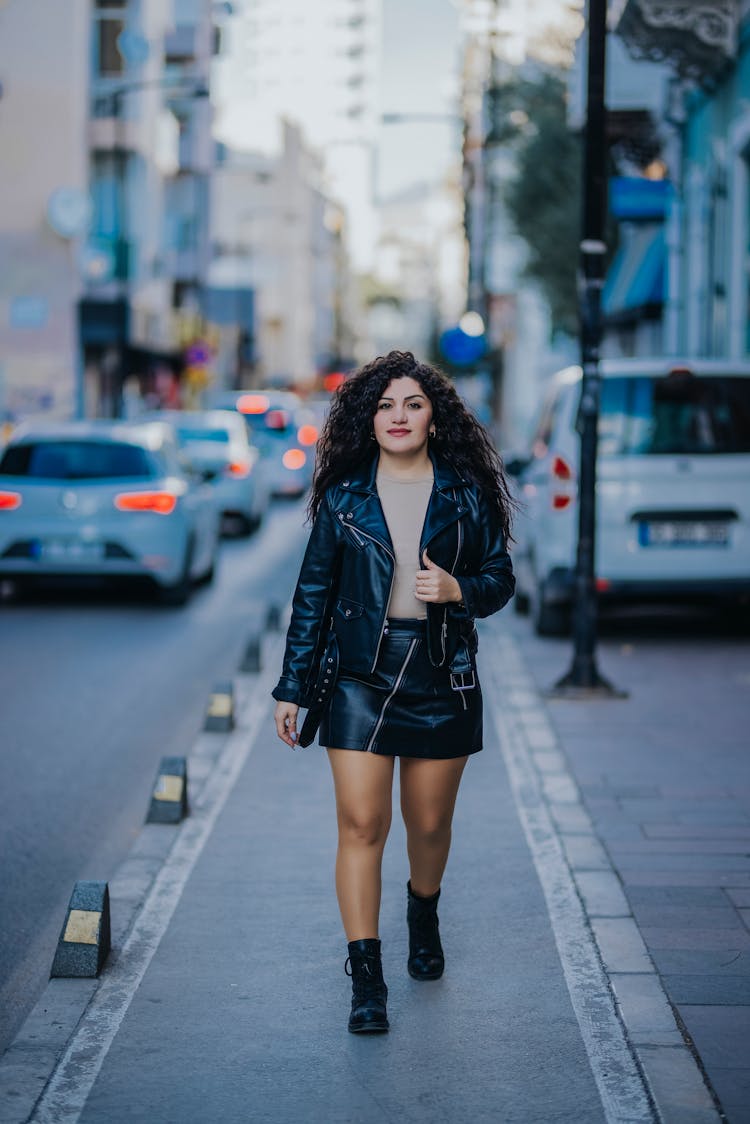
[{"x1": 340, "y1": 451, "x2": 468, "y2": 558}]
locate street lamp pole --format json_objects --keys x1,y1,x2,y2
[{"x1": 552, "y1": 0, "x2": 624, "y2": 697}]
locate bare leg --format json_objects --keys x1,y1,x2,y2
[
  {"x1": 327, "y1": 749, "x2": 395, "y2": 941},
  {"x1": 400, "y1": 756, "x2": 469, "y2": 896}
]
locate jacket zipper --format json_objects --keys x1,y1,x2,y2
[
  {"x1": 364, "y1": 637, "x2": 418, "y2": 752},
  {"x1": 434, "y1": 495, "x2": 463, "y2": 666},
  {"x1": 342, "y1": 520, "x2": 395, "y2": 672}
]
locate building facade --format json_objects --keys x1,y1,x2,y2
[
  {"x1": 210, "y1": 122, "x2": 356, "y2": 388},
  {"x1": 215, "y1": 0, "x2": 382, "y2": 271},
  {"x1": 0, "y1": 0, "x2": 217, "y2": 426}
]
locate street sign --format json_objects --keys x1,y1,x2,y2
[{"x1": 439, "y1": 326, "x2": 487, "y2": 367}]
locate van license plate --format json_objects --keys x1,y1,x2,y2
[{"x1": 639, "y1": 521, "x2": 729, "y2": 547}]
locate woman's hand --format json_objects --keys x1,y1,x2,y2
[
  {"x1": 274, "y1": 700, "x2": 300, "y2": 748},
  {"x1": 415, "y1": 551, "x2": 463, "y2": 605}
]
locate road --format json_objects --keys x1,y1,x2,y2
[{"x1": 0, "y1": 498, "x2": 307, "y2": 1055}]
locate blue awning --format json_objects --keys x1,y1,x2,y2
[{"x1": 603, "y1": 224, "x2": 665, "y2": 319}]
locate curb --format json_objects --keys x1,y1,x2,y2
[
  {"x1": 484, "y1": 619, "x2": 722, "y2": 1124},
  {"x1": 0, "y1": 631, "x2": 283, "y2": 1124}
]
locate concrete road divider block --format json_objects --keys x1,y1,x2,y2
[
  {"x1": 50, "y1": 881, "x2": 111, "y2": 978},
  {"x1": 240, "y1": 635, "x2": 262, "y2": 673},
  {"x1": 146, "y1": 756, "x2": 189, "y2": 824},
  {"x1": 265, "y1": 603, "x2": 282, "y2": 632},
  {"x1": 204, "y1": 681, "x2": 235, "y2": 731}
]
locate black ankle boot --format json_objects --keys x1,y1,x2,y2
[
  {"x1": 345, "y1": 938, "x2": 389, "y2": 1033},
  {"x1": 407, "y1": 881, "x2": 444, "y2": 981}
]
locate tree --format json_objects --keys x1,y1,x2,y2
[{"x1": 502, "y1": 72, "x2": 581, "y2": 337}]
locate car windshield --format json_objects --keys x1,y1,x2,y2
[
  {"x1": 0, "y1": 440, "x2": 158, "y2": 479},
  {"x1": 177, "y1": 427, "x2": 231, "y2": 445},
  {"x1": 599, "y1": 374, "x2": 750, "y2": 455}
]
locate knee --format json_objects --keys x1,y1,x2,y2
[
  {"x1": 339, "y1": 810, "x2": 390, "y2": 848},
  {"x1": 405, "y1": 814, "x2": 451, "y2": 848}
]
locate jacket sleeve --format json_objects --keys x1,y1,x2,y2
[
  {"x1": 454, "y1": 491, "x2": 515, "y2": 619},
  {"x1": 271, "y1": 493, "x2": 341, "y2": 706}
]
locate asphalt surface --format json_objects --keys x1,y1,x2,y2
[{"x1": 0, "y1": 499, "x2": 307, "y2": 1055}]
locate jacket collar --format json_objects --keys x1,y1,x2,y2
[
  {"x1": 339, "y1": 449, "x2": 467, "y2": 496},
  {"x1": 337, "y1": 450, "x2": 469, "y2": 556}
]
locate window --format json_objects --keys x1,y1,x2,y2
[
  {"x1": 0, "y1": 442, "x2": 158, "y2": 480},
  {"x1": 598, "y1": 374, "x2": 750, "y2": 456},
  {"x1": 93, "y1": 0, "x2": 127, "y2": 76}
]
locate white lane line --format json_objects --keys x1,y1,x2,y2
[
  {"x1": 31, "y1": 634, "x2": 283, "y2": 1124},
  {"x1": 483, "y1": 626, "x2": 657, "y2": 1124}
]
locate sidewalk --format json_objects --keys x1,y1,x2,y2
[
  {"x1": 0, "y1": 614, "x2": 739, "y2": 1123},
  {"x1": 505, "y1": 613, "x2": 750, "y2": 1124}
]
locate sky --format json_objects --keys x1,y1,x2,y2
[{"x1": 377, "y1": 0, "x2": 462, "y2": 200}]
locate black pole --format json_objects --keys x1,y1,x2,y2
[{"x1": 552, "y1": 0, "x2": 624, "y2": 697}]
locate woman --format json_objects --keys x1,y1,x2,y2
[{"x1": 272, "y1": 350, "x2": 515, "y2": 1034}]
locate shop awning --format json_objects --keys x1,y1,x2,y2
[{"x1": 603, "y1": 223, "x2": 665, "y2": 322}]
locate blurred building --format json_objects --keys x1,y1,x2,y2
[
  {"x1": 209, "y1": 122, "x2": 357, "y2": 388},
  {"x1": 569, "y1": 28, "x2": 672, "y2": 359},
  {"x1": 367, "y1": 178, "x2": 465, "y2": 360},
  {"x1": 459, "y1": 0, "x2": 577, "y2": 446},
  {"x1": 0, "y1": 0, "x2": 219, "y2": 426},
  {"x1": 214, "y1": 0, "x2": 382, "y2": 271},
  {"x1": 0, "y1": 0, "x2": 90, "y2": 425},
  {"x1": 614, "y1": 0, "x2": 747, "y2": 360}
]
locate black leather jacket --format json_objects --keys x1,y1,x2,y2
[{"x1": 272, "y1": 450, "x2": 515, "y2": 707}]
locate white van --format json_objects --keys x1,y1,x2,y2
[{"x1": 511, "y1": 359, "x2": 750, "y2": 635}]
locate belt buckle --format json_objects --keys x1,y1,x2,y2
[{"x1": 450, "y1": 670, "x2": 476, "y2": 691}]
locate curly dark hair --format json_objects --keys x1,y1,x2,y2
[{"x1": 309, "y1": 350, "x2": 516, "y2": 542}]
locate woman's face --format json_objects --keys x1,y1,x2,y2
[{"x1": 373, "y1": 376, "x2": 434, "y2": 456}]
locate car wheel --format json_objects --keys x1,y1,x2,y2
[
  {"x1": 196, "y1": 556, "x2": 216, "y2": 587},
  {"x1": 532, "y1": 579, "x2": 570, "y2": 637},
  {"x1": 158, "y1": 539, "x2": 194, "y2": 607}
]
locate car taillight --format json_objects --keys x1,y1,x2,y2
[
  {"x1": 226, "y1": 461, "x2": 251, "y2": 478},
  {"x1": 237, "y1": 393, "x2": 270, "y2": 415},
  {"x1": 551, "y1": 454, "x2": 575, "y2": 510},
  {"x1": 297, "y1": 424, "x2": 318, "y2": 446},
  {"x1": 0, "y1": 491, "x2": 22, "y2": 510},
  {"x1": 282, "y1": 448, "x2": 307, "y2": 470},
  {"x1": 114, "y1": 491, "x2": 177, "y2": 515}
]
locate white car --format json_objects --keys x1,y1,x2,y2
[
  {"x1": 209, "y1": 389, "x2": 316, "y2": 497},
  {"x1": 143, "y1": 410, "x2": 270, "y2": 534},
  {"x1": 511, "y1": 359, "x2": 750, "y2": 635},
  {"x1": 0, "y1": 420, "x2": 220, "y2": 605}
]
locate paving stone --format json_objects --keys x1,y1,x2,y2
[
  {"x1": 639, "y1": 928, "x2": 750, "y2": 952},
  {"x1": 562, "y1": 835, "x2": 611, "y2": 872},
  {"x1": 701, "y1": 1070, "x2": 750, "y2": 1124},
  {"x1": 622, "y1": 871, "x2": 750, "y2": 888},
  {"x1": 609, "y1": 852, "x2": 750, "y2": 869},
  {"x1": 726, "y1": 889, "x2": 750, "y2": 908},
  {"x1": 549, "y1": 804, "x2": 594, "y2": 835},
  {"x1": 636, "y1": 1044, "x2": 719, "y2": 1123},
  {"x1": 530, "y1": 749, "x2": 568, "y2": 774},
  {"x1": 627, "y1": 886, "x2": 731, "y2": 908},
  {"x1": 541, "y1": 774, "x2": 579, "y2": 804},
  {"x1": 610, "y1": 973, "x2": 683, "y2": 1047},
  {"x1": 740, "y1": 910, "x2": 750, "y2": 932},
  {"x1": 630, "y1": 906, "x2": 744, "y2": 930},
  {"x1": 663, "y1": 975, "x2": 750, "y2": 1005},
  {"x1": 649, "y1": 949, "x2": 750, "y2": 976},
  {"x1": 679, "y1": 1006, "x2": 750, "y2": 1070},
  {"x1": 590, "y1": 917, "x2": 653, "y2": 973},
  {"x1": 643, "y1": 825, "x2": 750, "y2": 841},
  {"x1": 575, "y1": 871, "x2": 630, "y2": 917},
  {"x1": 609, "y1": 841, "x2": 750, "y2": 855}
]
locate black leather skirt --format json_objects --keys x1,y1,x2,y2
[{"x1": 319, "y1": 618, "x2": 482, "y2": 759}]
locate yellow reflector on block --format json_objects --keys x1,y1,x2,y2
[
  {"x1": 207, "y1": 693, "x2": 232, "y2": 718},
  {"x1": 153, "y1": 774, "x2": 184, "y2": 803},
  {"x1": 63, "y1": 908, "x2": 102, "y2": 946}
]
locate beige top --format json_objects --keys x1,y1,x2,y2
[{"x1": 376, "y1": 465, "x2": 434, "y2": 620}]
